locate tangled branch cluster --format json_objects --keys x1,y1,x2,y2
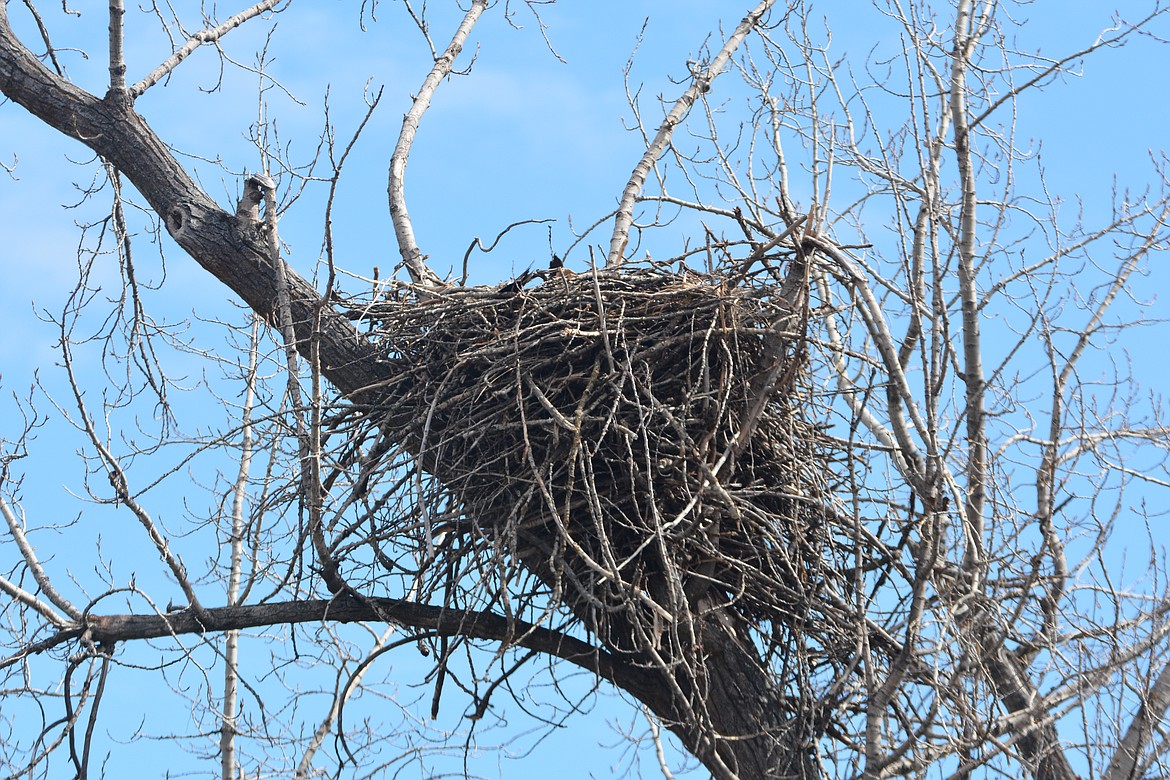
[{"x1": 340, "y1": 263, "x2": 874, "y2": 717}]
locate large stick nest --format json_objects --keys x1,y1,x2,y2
[{"x1": 346, "y1": 264, "x2": 859, "y2": 667}]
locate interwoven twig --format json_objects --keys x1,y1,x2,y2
[{"x1": 337, "y1": 265, "x2": 863, "y2": 654}]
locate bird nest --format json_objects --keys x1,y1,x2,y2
[{"x1": 342, "y1": 264, "x2": 859, "y2": 666}]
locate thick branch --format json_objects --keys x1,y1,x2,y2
[
  {"x1": 0, "y1": 7, "x2": 389, "y2": 399},
  {"x1": 30, "y1": 598, "x2": 660, "y2": 707},
  {"x1": 985, "y1": 650, "x2": 1080, "y2": 780},
  {"x1": 1103, "y1": 661, "x2": 1170, "y2": 780}
]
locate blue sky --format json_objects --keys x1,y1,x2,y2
[{"x1": 2, "y1": 1, "x2": 1170, "y2": 778}]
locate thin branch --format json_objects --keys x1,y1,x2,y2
[
  {"x1": 107, "y1": 0, "x2": 125, "y2": 93},
  {"x1": 0, "y1": 493, "x2": 82, "y2": 622},
  {"x1": 388, "y1": 0, "x2": 488, "y2": 287},
  {"x1": 969, "y1": 8, "x2": 1169, "y2": 131},
  {"x1": 1103, "y1": 659, "x2": 1170, "y2": 780},
  {"x1": 59, "y1": 334, "x2": 205, "y2": 619},
  {"x1": 261, "y1": 170, "x2": 345, "y2": 595},
  {"x1": 460, "y1": 217, "x2": 555, "y2": 284},
  {"x1": 19, "y1": 0, "x2": 64, "y2": 76},
  {"x1": 219, "y1": 318, "x2": 259, "y2": 780},
  {"x1": 129, "y1": 0, "x2": 282, "y2": 98}
]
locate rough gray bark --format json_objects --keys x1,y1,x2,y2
[
  {"x1": 984, "y1": 648, "x2": 1080, "y2": 780},
  {"x1": 0, "y1": 10, "x2": 386, "y2": 398}
]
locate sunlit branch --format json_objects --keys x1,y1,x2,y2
[
  {"x1": 388, "y1": 0, "x2": 488, "y2": 287},
  {"x1": 0, "y1": 493, "x2": 81, "y2": 623},
  {"x1": 107, "y1": 0, "x2": 125, "y2": 93},
  {"x1": 129, "y1": 1, "x2": 282, "y2": 98},
  {"x1": 608, "y1": 0, "x2": 779, "y2": 266},
  {"x1": 949, "y1": 0, "x2": 989, "y2": 580},
  {"x1": 0, "y1": 572, "x2": 69, "y2": 629},
  {"x1": 218, "y1": 318, "x2": 259, "y2": 780},
  {"x1": 1103, "y1": 660, "x2": 1170, "y2": 780},
  {"x1": 296, "y1": 624, "x2": 398, "y2": 779}
]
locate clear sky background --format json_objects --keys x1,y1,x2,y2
[{"x1": 2, "y1": 1, "x2": 1169, "y2": 778}]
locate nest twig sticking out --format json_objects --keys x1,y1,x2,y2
[{"x1": 345, "y1": 264, "x2": 858, "y2": 671}]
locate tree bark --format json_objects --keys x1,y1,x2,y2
[
  {"x1": 0, "y1": 7, "x2": 388, "y2": 400},
  {"x1": 1103, "y1": 661, "x2": 1170, "y2": 780},
  {"x1": 985, "y1": 649, "x2": 1080, "y2": 780},
  {"x1": 22, "y1": 597, "x2": 660, "y2": 707}
]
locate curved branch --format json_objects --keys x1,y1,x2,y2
[
  {"x1": 130, "y1": 1, "x2": 283, "y2": 98},
  {"x1": 388, "y1": 0, "x2": 488, "y2": 287},
  {"x1": 0, "y1": 494, "x2": 82, "y2": 623},
  {"x1": 0, "y1": 6, "x2": 389, "y2": 400},
  {"x1": 29, "y1": 598, "x2": 660, "y2": 708}
]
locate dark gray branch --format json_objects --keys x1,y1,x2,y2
[
  {"x1": 0, "y1": 6, "x2": 389, "y2": 399},
  {"x1": 33, "y1": 598, "x2": 659, "y2": 702}
]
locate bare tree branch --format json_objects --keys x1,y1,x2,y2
[
  {"x1": 1104, "y1": 660, "x2": 1170, "y2": 780},
  {"x1": 129, "y1": 1, "x2": 282, "y2": 98},
  {"x1": 107, "y1": 0, "x2": 125, "y2": 93},
  {"x1": 4, "y1": 2, "x2": 1170, "y2": 778},
  {"x1": 0, "y1": 494, "x2": 82, "y2": 624},
  {"x1": 607, "y1": 0, "x2": 779, "y2": 266},
  {"x1": 27, "y1": 598, "x2": 660, "y2": 705},
  {"x1": 388, "y1": 0, "x2": 488, "y2": 287}
]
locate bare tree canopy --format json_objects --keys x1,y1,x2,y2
[{"x1": 2, "y1": 1, "x2": 1170, "y2": 778}]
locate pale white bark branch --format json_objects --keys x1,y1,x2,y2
[
  {"x1": 129, "y1": 0, "x2": 281, "y2": 98},
  {"x1": 950, "y1": 0, "x2": 988, "y2": 576},
  {"x1": 389, "y1": 0, "x2": 488, "y2": 287},
  {"x1": 818, "y1": 278, "x2": 912, "y2": 477},
  {"x1": 220, "y1": 318, "x2": 258, "y2": 780},
  {"x1": 806, "y1": 236, "x2": 934, "y2": 493},
  {"x1": 295, "y1": 624, "x2": 398, "y2": 779},
  {"x1": 0, "y1": 572, "x2": 70, "y2": 628},
  {"x1": 0, "y1": 493, "x2": 82, "y2": 622},
  {"x1": 607, "y1": 0, "x2": 778, "y2": 266},
  {"x1": 107, "y1": 0, "x2": 126, "y2": 93}
]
